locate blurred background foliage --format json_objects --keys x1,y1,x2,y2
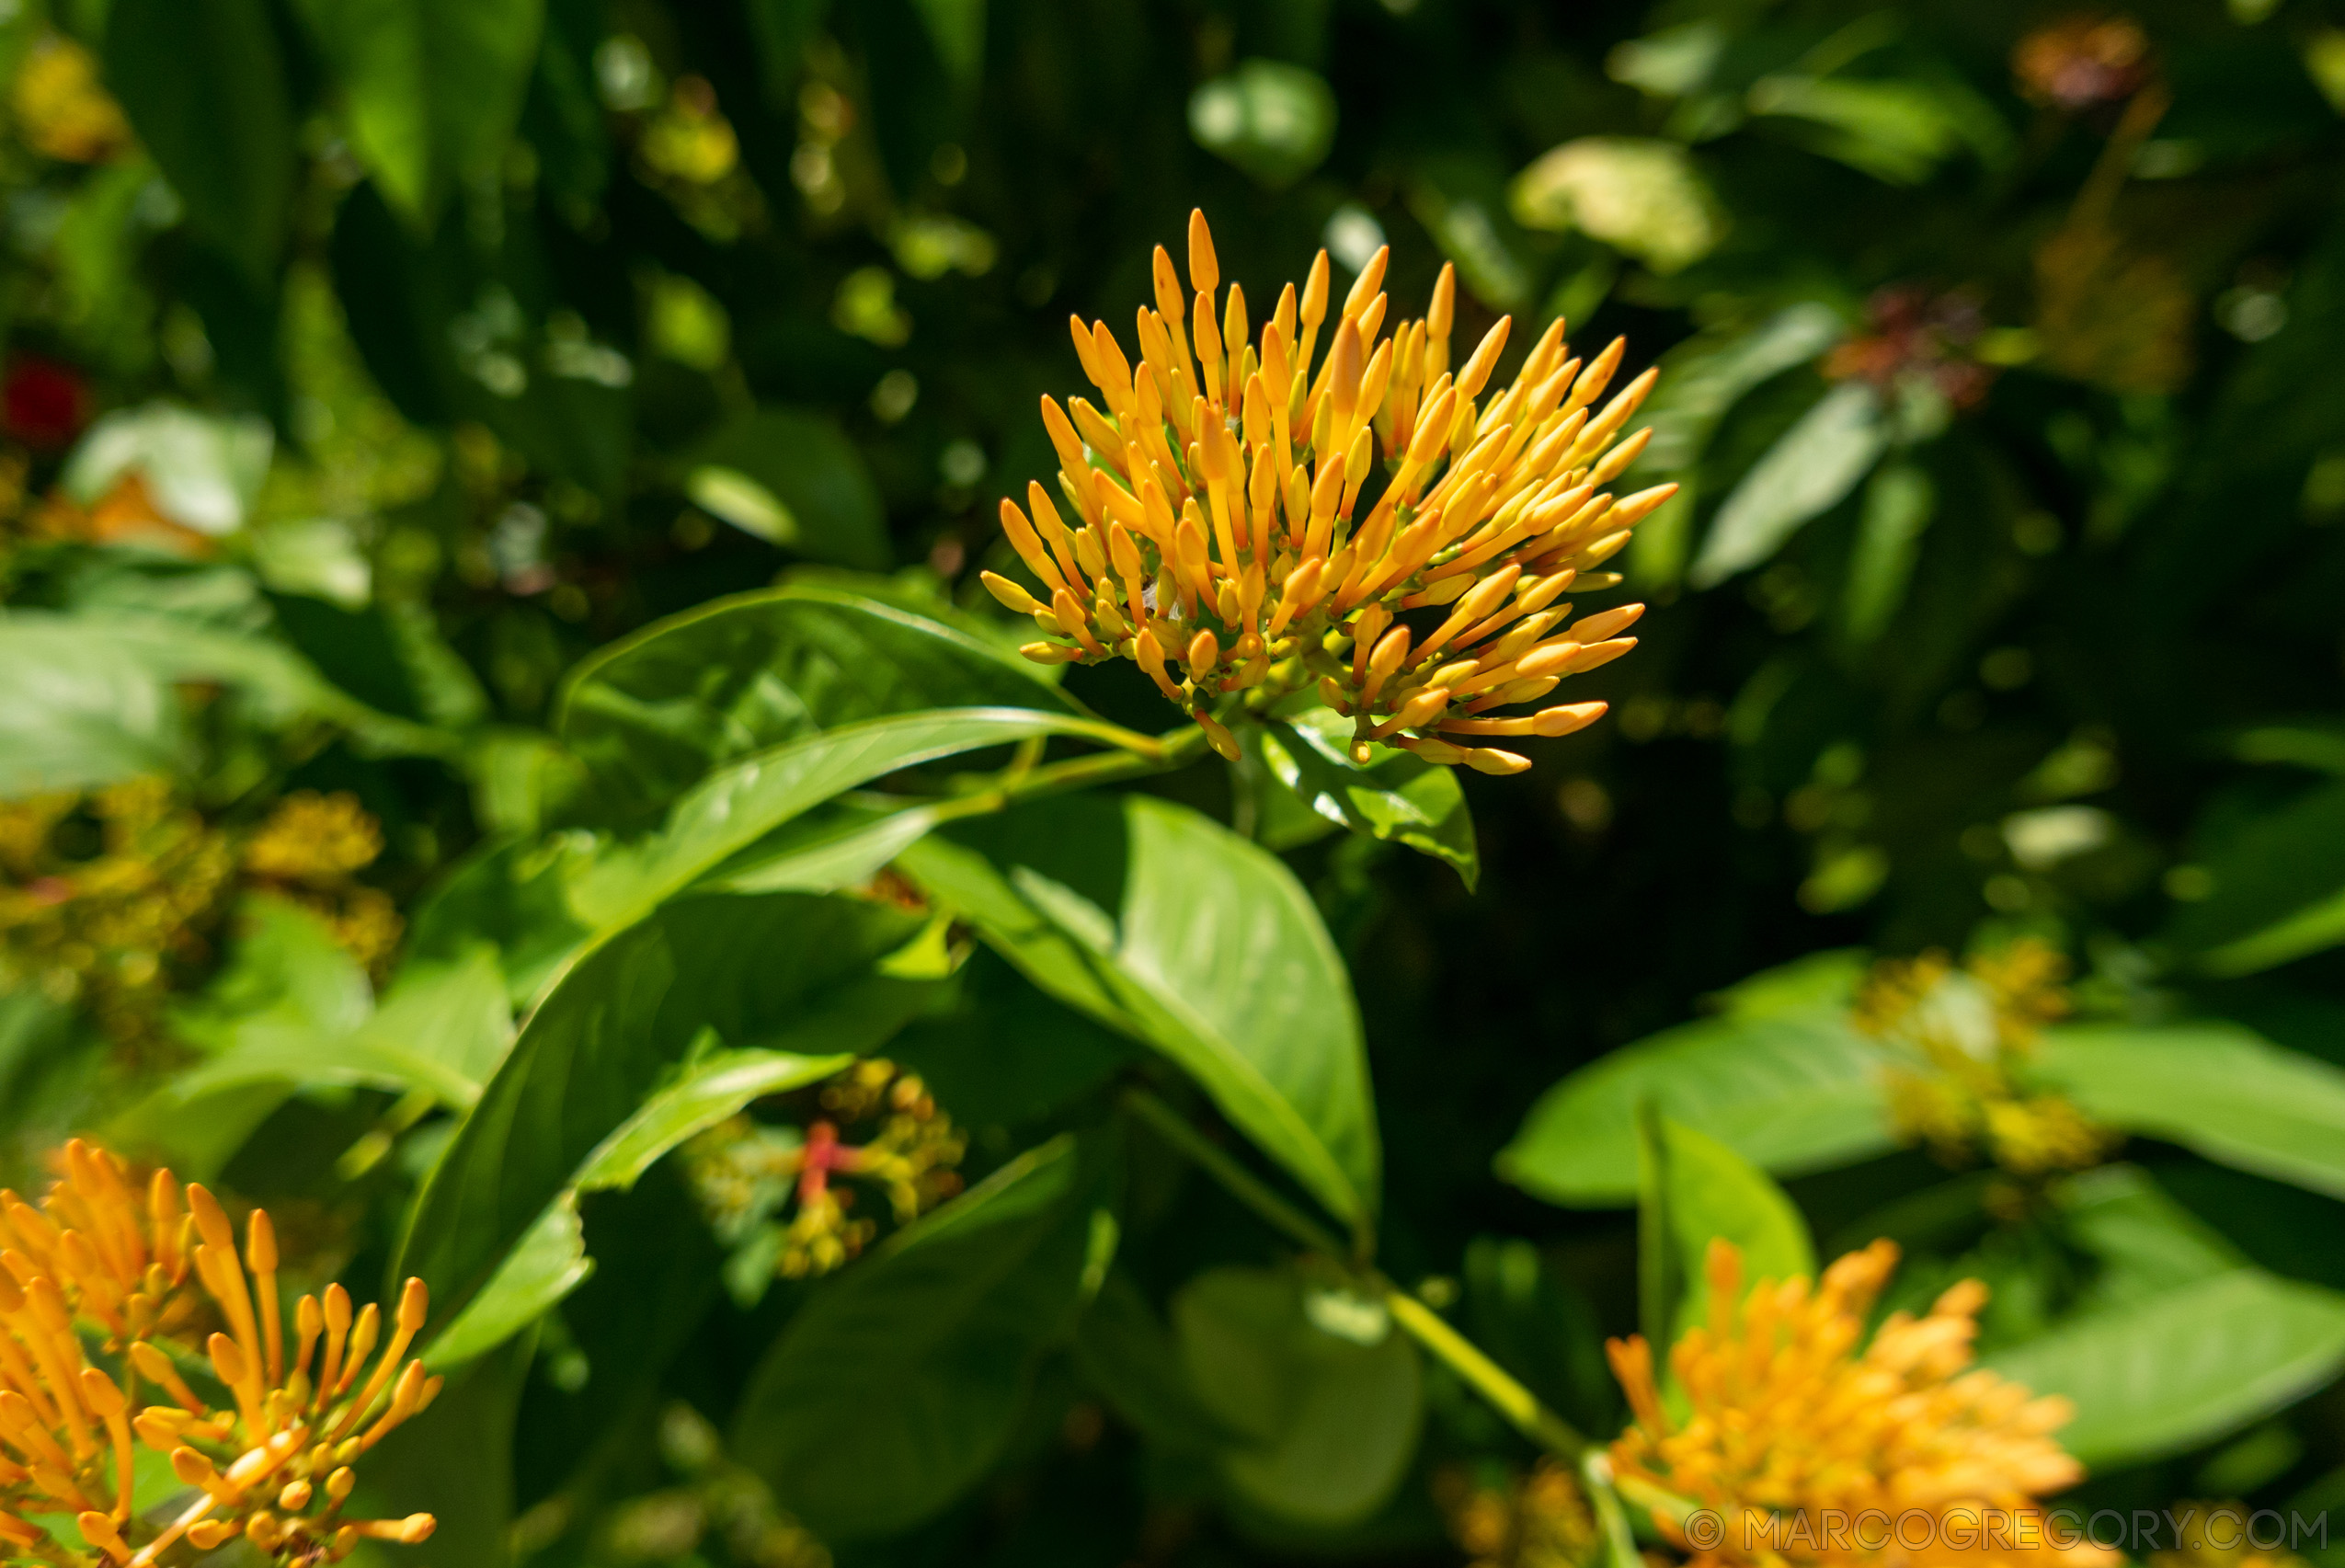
[{"x1": 6, "y1": 0, "x2": 2345, "y2": 1564}]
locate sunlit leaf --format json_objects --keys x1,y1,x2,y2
[
  {"x1": 1259, "y1": 710, "x2": 1478, "y2": 887},
  {"x1": 899, "y1": 794, "x2": 1380, "y2": 1233},
  {"x1": 1689, "y1": 381, "x2": 1887, "y2": 589},
  {"x1": 1638, "y1": 1112, "x2": 1813, "y2": 1349},
  {"x1": 1986, "y1": 1271, "x2": 2345, "y2": 1469},
  {"x1": 102, "y1": 0, "x2": 292, "y2": 280},
  {"x1": 2037, "y1": 1023, "x2": 2345, "y2": 1200},
  {"x1": 555, "y1": 583, "x2": 1084, "y2": 819},
  {"x1": 396, "y1": 893, "x2": 923, "y2": 1329},
  {"x1": 1499, "y1": 967, "x2": 1893, "y2": 1207}
]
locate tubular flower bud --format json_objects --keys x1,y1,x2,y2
[
  {"x1": 1607, "y1": 1238, "x2": 2110, "y2": 1568},
  {"x1": 1008, "y1": 209, "x2": 1665, "y2": 769},
  {"x1": 0, "y1": 1142, "x2": 440, "y2": 1566}
]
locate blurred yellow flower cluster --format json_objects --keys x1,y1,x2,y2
[
  {"x1": 0, "y1": 782, "x2": 235, "y2": 1058},
  {"x1": 1436, "y1": 1458, "x2": 1597, "y2": 1568},
  {"x1": 0, "y1": 785, "x2": 403, "y2": 1054},
  {"x1": 11, "y1": 36, "x2": 131, "y2": 165},
  {"x1": 988, "y1": 209, "x2": 1671, "y2": 773},
  {"x1": 240, "y1": 792, "x2": 403, "y2": 975},
  {"x1": 686, "y1": 1060, "x2": 965, "y2": 1280},
  {"x1": 0, "y1": 1139, "x2": 439, "y2": 1566},
  {"x1": 1855, "y1": 943, "x2": 2113, "y2": 1179},
  {"x1": 1608, "y1": 1238, "x2": 2107, "y2": 1568}
]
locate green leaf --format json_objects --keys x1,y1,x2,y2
[
  {"x1": 102, "y1": 0, "x2": 292, "y2": 280},
  {"x1": 2164, "y1": 782, "x2": 2345, "y2": 975},
  {"x1": 1634, "y1": 304, "x2": 1847, "y2": 476},
  {"x1": 2036, "y1": 1023, "x2": 2345, "y2": 1201},
  {"x1": 898, "y1": 793, "x2": 1380, "y2": 1231},
  {"x1": 686, "y1": 409, "x2": 890, "y2": 569},
  {"x1": 1840, "y1": 463, "x2": 1935, "y2": 644},
  {"x1": 1986, "y1": 1271, "x2": 2345, "y2": 1469},
  {"x1": 422, "y1": 1193, "x2": 593, "y2": 1369},
  {"x1": 1508, "y1": 137, "x2": 1723, "y2": 274},
  {"x1": 395, "y1": 893, "x2": 924, "y2": 1329},
  {"x1": 886, "y1": 946, "x2": 1138, "y2": 1130},
  {"x1": 64, "y1": 404, "x2": 274, "y2": 535},
  {"x1": 1638, "y1": 1113, "x2": 1813, "y2": 1351},
  {"x1": 292, "y1": 0, "x2": 546, "y2": 229},
  {"x1": 1076, "y1": 1270, "x2": 1235, "y2": 1453},
  {"x1": 733, "y1": 1135, "x2": 1109, "y2": 1539},
  {"x1": 1745, "y1": 75, "x2": 1977, "y2": 185},
  {"x1": 565, "y1": 708, "x2": 1142, "y2": 940},
  {"x1": 555, "y1": 583, "x2": 1083, "y2": 820},
  {"x1": 1689, "y1": 381, "x2": 1887, "y2": 589},
  {"x1": 137, "y1": 947, "x2": 510, "y2": 1120},
  {"x1": 0, "y1": 611, "x2": 458, "y2": 783},
  {"x1": 571, "y1": 1047, "x2": 846, "y2": 1193},
  {"x1": 1171, "y1": 1265, "x2": 1423, "y2": 1527},
  {"x1": 2056, "y1": 1164, "x2": 2247, "y2": 1317},
  {"x1": 1498, "y1": 980, "x2": 1893, "y2": 1207},
  {"x1": 0, "y1": 626, "x2": 189, "y2": 795},
  {"x1": 1259, "y1": 711, "x2": 1479, "y2": 887}
]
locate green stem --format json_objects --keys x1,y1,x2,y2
[
  {"x1": 1121, "y1": 1088, "x2": 1346, "y2": 1256},
  {"x1": 1124, "y1": 1087, "x2": 1596, "y2": 1466},
  {"x1": 1384, "y1": 1290, "x2": 1591, "y2": 1461}
]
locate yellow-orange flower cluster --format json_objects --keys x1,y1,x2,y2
[
  {"x1": 0, "y1": 1141, "x2": 439, "y2": 1567},
  {"x1": 1607, "y1": 1238, "x2": 2109, "y2": 1568},
  {"x1": 687, "y1": 1060, "x2": 965, "y2": 1280},
  {"x1": 984, "y1": 210, "x2": 1673, "y2": 773}
]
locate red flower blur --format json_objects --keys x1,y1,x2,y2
[{"x1": 3, "y1": 354, "x2": 90, "y2": 447}]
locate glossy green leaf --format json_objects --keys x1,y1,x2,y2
[
  {"x1": 1172, "y1": 1265, "x2": 1423, "y2": 1527},
  {"x1": 423, "y1": 1193, "x2": 592, "y2": 1369},
  {"x1": 1638, "y1": 1112, "x2": 1813, "y2": 1349},
  {"x1": 565, "y1": 707, "x2": 1139, "y2": 939},
  {"x1": 687, "y1": 409, "x2": 889, "y2": 569},
  {"x1": 396, "y1": 893, "x2": 926, "y2": 1329},
  {"x1": 292, "y1": 0, "x2": 546, "y2": 229},
  {"x1": 102, "y1": 0, "x2": 292, "y2": 280},
  {"x1": 1498, "y1": 982, "x2": 1893, "y2": 1207},
  {"x1": 571, "y1": 1047, "x2": 847, "y2": 1193},
  {"x1": 1690, "y1": 381, "x2": 1887, "y2": 588},
  {"x1": 898, "y1": 793, "x2": 1379, "y2": 1230},
  {"x1": 2036, "y1": 1023, "x2": 2345, "y2": 1200},
  {"x1": 2164, "y1": 783, "x2": 2345, "y2": 975},
  {"x1": 1986, "y1": 1271, "x2": 2345, "y2": 1468},
  {"x1": 1259, "y1": 710, "x2": 1479, "y2": 887},
  {"x1": 734, "y1": 1135, "x2": 1108, "y2": 1539},
  {"x1": 555, "y1": 583, "x2": 1082, "y2": 819}
]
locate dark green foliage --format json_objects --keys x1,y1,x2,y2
[{"x1": 5, "y1": 1, "x2": 2345, "y2": 1564}]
